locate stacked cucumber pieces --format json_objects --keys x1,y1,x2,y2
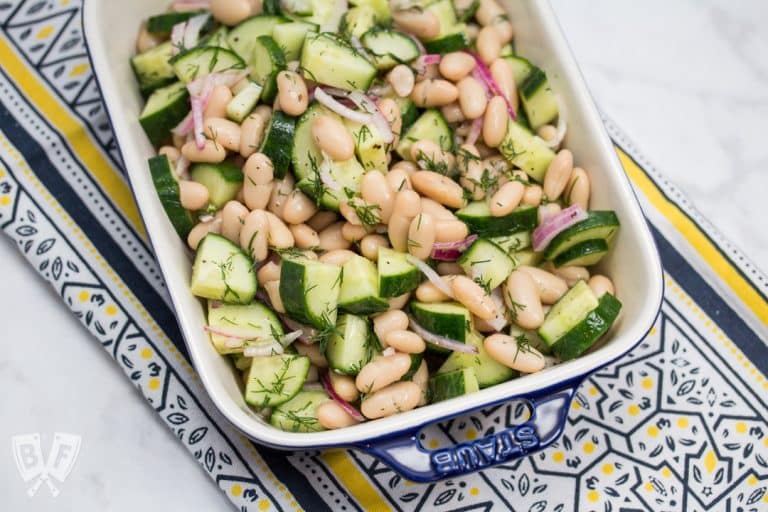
[{"x1": 133, "y1": 0, "x2": 624, "y2": 432}]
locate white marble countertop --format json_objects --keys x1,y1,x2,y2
[{"x1": 1, "y1": 1, "x2": 766, "y2": 510}]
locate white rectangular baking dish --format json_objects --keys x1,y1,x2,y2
[{"x1": 84, "y1": 0, "x2": 663, "y2": 481}]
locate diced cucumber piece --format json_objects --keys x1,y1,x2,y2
[
  {"x1": 396, "y1": 109, "x2": 453, "y2": 159},
  {"x1": 344, "y1": 118, "x2": 389, "y2": 172},
  {"x1": 425, "y1": 0, "x2": 458, "y2": 34},
  {"x1": 544, "y1": 211, "x2": 620, "y2": 260},
  {"x1": 429, "y1": 367, "x2": 479, "y2": 402},
  {"x1": 458, "y1": 238, "x2": 515, "y2": 290},
  {"x1": 292, "y1": 102, "x2": 330, "y2": 181},
  {"x1": 553, "y1": 239, "x2": 610, "y2": 268},
  {"x1": 226, "y1": 81, "x2": 263, "y2": 123},
  {"x1": 300, "y1": 33, "x2": 377, "y2": 92},
  {"x1": 490, "y1": 231, "x2": 531, "y2": 253},
  {"x1": 520, "y1": 67, "x2": 559, "y2": 129},
  {"x1": 342, "y1": 6, "x2": 378, "y2": 39},
  {"x1": 423, "y1": 31, "x2": 469, "y2": 54},
  {"x1": 409, "y1": 301, "x2": 472, "y2": 348},
  {"x1": 421, "y1": 0, "x2": 468, "y2": 53},
  {"x1": 499, "y1": 121, "x2": 555, "y2": 182},
  {"x1": 402, "y1": 353, "x2": 424, "y2": 381},
  {"x1": 279, "y1": 256, "x2": 342, "y2": 328},
  {"x1": 509, "y1": 324, "x2": 551, "y2": 356},
  {"x1": 377, "y1": 247, "x2": 420, "y2": 298},
  {"x1": 300, "y1": 0, "x2": 345, "y2": 28},
  {"x1": 245, "y1": 354, "x2": 310, "y2": 407},
  {"x1": 200, "y1": 26, "x2": 230, "y2": 49},
  {"x1": 504, "y1": 55, "x2": 534, "y2": 88},
  {"x1": 131, "y1": 41, "x2": 177, "y2": 96},
  {"x1": 270, "y1": 389, "x2": 330, "y2": 432},
  {"x1": 263, "y1": 0, "x2": 283, "y2": 15},
  {"x1": 296, "y1": 157, "x2": 367, "y2": 211},
  {"x1": 510, "y1": 249, "x2": 543, "y2": 268},
  {"x1": 361, "y1": 29, "x2": 420, "y2": 70},
  {"x1": 251, "y1": 35, "x2": 286, "y2": 103},
  {"x1": 190, "y1": 162, "x2": 244, "y2": 208},
  {"x1": 438, "y1": 331, "x2": 517, "y2": 387},
  {"x1": 232, "y1": 353, "x2": 253, "y2": 371},
  {"x1": 338, "y1": 255, "x2": 389, "y2": 314},
  {"x1": 393, "y1": 96, "x2": 419, "y2": 131},
  {"x1": 456, "y1": 202, "x2": 538, "y2": 237},
  {"x1": 227, "y1": 15, "x2": 288, "y2": 61},
  {"x1": 139, "y1": 81, "x2": 190, "y2": 146},
  {"x1": 170, "y1": 46, "x2": 246, "y2": 83},
  {"x1": 551, "y1": 293, "x2": 622, "y2": 360},
  {"x1": 259, "y1": 110, "x2": 296, "y2": 178},
  {"x1": 272, "y1": 21, "x2": 316, "y2": 60},
  {"x1": 207, "y1": 302, "x2": 283, "y2": 354},
  {"x1": 191, "y1": 233, "x2": 257, "y2": 304},
  {"x1": 324, "y1": 314, "x2": 374, "y2": 375},
  {"x1": 281, "y1": 0, "x2": 314, "y2": 16},
  {"x1": 349, "y1": 0, "x2": 391, "y2": 21},
  {"x1": 537, "y1": 280, "x2": 599, "y2": 345},
  {"x1": 146, "y1": 11, "x2": 206, "y2": 34},
  {"x1": 148, "y1": 155, "x2": 194, "y2": 238}
]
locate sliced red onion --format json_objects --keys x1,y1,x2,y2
[
  {"x1": 466, "y1": 116, "x2": 483, "y2": 145},
  {"x1": 170, "y1": 22, "x2": 185, "y2": 56},
  {"x1": 430, "y1": 234, "x2": 478, "y2": 261},
  {"x1": 204, "y1": 324, "x2": 261, "y2": 340},
  {"x1": 280, "y1": 330, "x2": 304, "y2": 346},
  {"x1": 422, "y1": 54, "x2": 442, "y2": 66},
  {"x1": 190, "y1": 95, "x2": 206, "y2": 149},
  {"x1": 405, "y1": 254, "x2": 454, "y2": 297},
  {"x1": 224, "y1": 338, "x2": 245, "y2": 349},
  {"x1": 319, "y1": 151, "x2": 341, "y2": 191},
  {"x1": 468, "y1": 53, "x2": 517, "y2": 120},
  {"x1": 382, "y1": 347, "x2": 396, "y2": 357},
  {"x1": 348, "y1": 91, "x2": 394, "y2": 143},
  {"x1": 321, "y1": 373, "x2": 365, "y2": 422},
  {"x1": 485, "y1": 288, "x2": 508, "y2": 332},
  {"x1": 368, "y1": 84, "x2": 393, "y2": 97},
  {"x1": 532, "y1": 204, "x2": 588, "y2": 252},
  {"x1": 406, "y1": 33, "x2": 426, "y2": 55},
  {"x1": 315, "y1": 88, "x2": 371, "y2": 124},
  {"x1": 209, "y1": 301, "x2": 222, "y2": 309},
  {"x1": 183, "y1": 13, "x2": 210, "y2": 50},
  {"x1": 408, "y1": 316, "x2": 478, "y2": 354},
  {"x1": 174, "y1": 154, "x2": 190, "y2": 179},
  {"x1": 172, "y1": 111, "x2": 194, "y2": 136},
  {"x1": 172, "y1": 0, "x2": 210, "y2": 11},
  {"x1": 244, "y1": 343, "x2": 285, "y2": 357},
  {"x1": 279, "y1": 315, "x2": 318, "y2": 345}
]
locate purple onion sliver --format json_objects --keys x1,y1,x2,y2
[{"x1": 532, "y1": 204, "x2": 587, "y2": 252}]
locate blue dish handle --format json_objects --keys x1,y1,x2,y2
[{"x1": 355, "y1": 381, "x2": 579, "y2": 482}]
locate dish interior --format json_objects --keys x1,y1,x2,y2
[{"x1": 83, "y1": 0, "x2": 663, "y2": 449}]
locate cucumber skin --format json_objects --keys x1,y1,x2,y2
[
  {"x1": 379, "y1": 268, "x2": 420, "y2": 298},
  {"x1": 148, "y1": 155, "x2": 194, "y2": 238},
  {"x1": 260, "y1": 111, "x2": 296, "y2": 178},
  {"x1": 552, "y1": 293, "x2": 622, "y2": 361},
  {"x1": 423, "y1": 33, "x2": 469, "y2": 54},
  {"x1": 544, "y1": 210, "x2": 620, "y2": 260},
  {"x1": 270, "y1": 389, "x2": 331, "y2": 432},
  {"x1": 409, "y1": 301, "x2": 470, "y2": 347},
  {"x1": 253, "y1": 35, "x2": 286, "y2": 103},
  {"x1": 279, "y1": 258, "x2": 315, "y2": 326},
  {"x1": 553, "y1": 239, "x2": 609, "y2": 268},
  {"x1": 429, "y1": 368, "x2": 479, "y2": 403},
  {"x1": 339, "y1": 296, "x2": 389, "y2": 315},
  {"x1": 456, "y1": 205, "x2": 538, "y2": 237}
]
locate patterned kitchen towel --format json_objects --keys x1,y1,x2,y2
[{"x1": 1, "y1": 1, "x2": 767, "y2": 510}]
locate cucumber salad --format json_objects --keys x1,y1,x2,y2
[{"x1": 133, "y1": 0, "x2": 622, "y2": 432}]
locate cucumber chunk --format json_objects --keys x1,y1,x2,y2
[
  {"x1": 270, "y1": 389, "x2": 331, "y2": 432},
  {"x1": 504, "y1": 55, "x2": 534, "y2": 88},
  {"x1": 393, "y1": 96, "x2": 419, "y2": 131},
  {"x1": 344, "y1": 118, "x2": 389, "y2": 172},
  {"x1": 139, "y1": 81, "x2": 190, "y2": 146},
  {"x1": 537, "y1": 280, "x2": 598, "y2": 345},
  {"x1": 146, "y1": 11, "x2": 207, "y2": 34},
  {"x1": 456, "y1": 202, "x2": 538, "y2": 237},
  {"x1": 377, "y1": 247, "x2": 420, "y2": 298},
  {"x1": 423, "y1": 32, "x2": 469, "y2": 54},
  {"x1": 207, "y1": 302, "x2": 283, "y2": 354},
  {"x1": 361, "y1": 29, "x2": 420, "y2": 70},
  {"x1": 245, "y1": 354, "x2": 310, "y2": 407},
  {"x1": 131, "y1": 41, "x2": 177, "y2": 96},
  {"x1": 396, "y1": 109, "x2": 452, "y2": 160},
  {"x1": 490, "y1": 231, "x2": 531, "y2": 253},
  {"x1": 553, "y1": 239, "x2": 610, "y2": 268},
  {"x1": 190, "y1": 162, "x2": 244, "y2": 208},
  {"x1": 226, "y1": 81, "x2": 263, "y2": 123},
  {"x1": 324, "y1": 314, "x2": 374, "y2": 375},
  {"x1": 520, "y1": 67, "x2": 559, "y2": 129},
  {"x1": 349, "y1": 0, "x2": 391, "y2": 21},
  {"x1": 409, "y1": 301, "x2": 472, "y2": 348},
  {"x1": 458, "y1": 238, "x2": 515, "y2": 290},
  {"x1": 272, "y1": 21, "x2": 316, "y2": 60},
  {"x1": 148, "y1": 155, "x2": 195, "y2": 238},
  {"x1": 342, "y1": 6, "x2": 378, "y2": 39},
  {"x1": 295, "y1": 157, "x2": 367, "y2": 211},
  {"x1": 544, "y1": 211, "x2": 620, "y2": 260},
  {"x1": 190, "y1": 233, "x2": 257, "y2": 304},
  {"x1": 251, "y1": 35, "x2": 287, "y2": 103},
  {"x1": 300, "y1": 33, "x2": 377, "y2": 91},
  {"x1": 338, "y1": 255, "x2": 389, "y2": 314},
  {"x1": 170, "y1": 46, "x2": 246, "y2": 83},
  {"x1": 499, "y1": 121, "x2": 554, "y2": 182},
  {"x1": 551, "y1": 293, "x2": 622, "y2": 360},
  {"x1": 227, "y1": 15, "x2": 288, "y2": 61},
  {"x1": 429, "y1": 367, "x2": 479, "y2": 402},
  {"x1": 438, "y1": 331, "x2": 517, "y2": 387},
  {"x1": 259, "y1": 110, "x2": 296, "y2": 178},
  {"x1": 279, "y1": 256, "x2": 342, "y2": 328}
]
